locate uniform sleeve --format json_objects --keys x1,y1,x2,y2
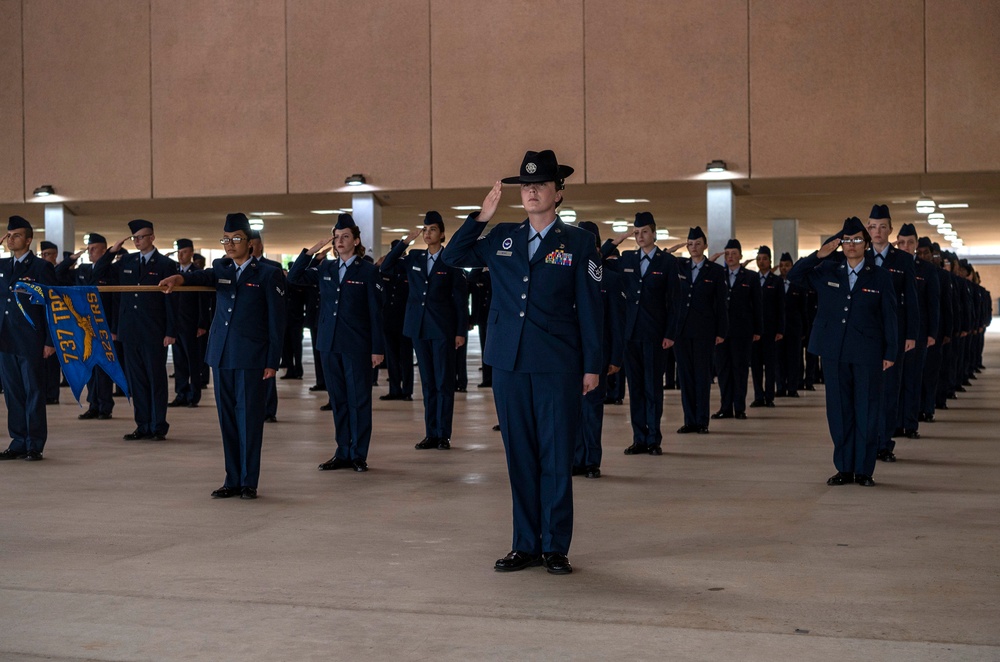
[
  {"x1": 600, "y1": 239, "x2": 617, "y2": 260},
  {"x1": 714, "y1": 269, "x2": 729, "y2": 339},
  {"x1": 379, "y1": 237, "x2": 409, "y2": 273},
  {"x1": 787, "y1": 252, "x2": 822, "y2": 288},
  {"x1": 925, "y1": 265, "x2": 940, "y2": 341},
  {"x1": 750, "y1": 275, "x2": 763, "y2": 337},
  {"x1": 440, "y1": 213, "x2": 491, "y2": 269},
  {"x1": 576, "y1": 240, "x2": 604, "y2": 375},
  {"x1": 368, "y1": 267, "x2": 385, "y2": 355},
  {"x1": 663, "y1": 254, "x2": 682, "y2": 342},
  {"x1": 287, "y1": 249, "x2": 320, "y2": 286},
  {"x1": 452, "y1": 269, "x2": 469, "y2": 339},
  {"x1": 881, "y1": 274, "x2": 899, "y2": 362},
  {"x1": 265, "y1": 268, "x2": 286, "y2": 370},
  {"x1": 54, "y1": 256, "x2": 77, "y2": 284},
  {"x1": 902, "y1": 260, "x2": 920, "y2": 341},
  {"x1": 775, "y1": 276, "x2": 786, "y2": 336},
  {"x1": 38, "y1": 261, "x2": 58, "y2": 348},
  {"x1": 162, "y1": 259, "x2": 179, "y2": 338},
  {"x1": 608, "y1": 273, "x2": 626, "y2": 368}
]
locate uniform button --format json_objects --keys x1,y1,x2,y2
[
  {"x1": 231, "y1": 294, "x2": 236, "y2": 299},
  {"x1": 521, "y1": 293, "x2": 526, "y2": 300},
  {"x1": 846, "y1": 295, "x2": 851, "y2": 300},
  {"x1": 842, "y1": 319, "x2": 846, "y2": 323},
  {"x1": 519, "y1": 311, "x2": 525, "y2": 317},
  {"x1": 227, "y1": 308, "x2": 232, "y2": 312},
  {"x1": 421, "y1": 302, "x2": 425, "y2": 306},
  {"x1": 333, "y1": 312, "x2": 337, "y2": 316},
  {"x1": 523, "y1": 276, "x2": 529, "y2": 282},
  {"x1": 133, "y1": 305, "x2": 137, "y2": 309},
  {"x1": 844, "y1": 306, "x2": 848, "y2": 311},
  {"x1": 225, "y1": 321, "x2": 229, "y2": 326},
  {"x1": 336, "y1": 288, "x2": 340, "y2": 292}
]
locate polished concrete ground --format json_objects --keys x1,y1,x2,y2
[{"x1": 2, "y1": 335, "x2": 998, "y2": 661}]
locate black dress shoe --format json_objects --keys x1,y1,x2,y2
[
  {"x1": 749, "y1": 399, "x2": 766, "y2": 408},
  {"x1": 923, "y1": 414, "x2": 935, "y2": 423},
  {"x1": 167, "y1": 398, "x2": 187, "y2": 407},
  {"x1": 494, "y1": 550, "x2": 542, "y2": 572},
  {"x1": 956, "y1": 385, "x2": 966, "y2": 393},
  {"x1": 613, "y1": 399, "x2": 624, "y2": 405},
  {"x1": 826, "y1": 471, "x2": 853, "y2": 486},
  {"x1": 876, "y1": 449, "x2": 897, "y2": 462},
  {"x1": 676, "y1": 425, "x2": 697, "y2": 434},
  {"x1": 893, "y1": 427, "x2": 905, "y2": 438},
  {"x1": 240, "y1": 487, "x2": 258, "y2": 499},
  {"x1": 415, "y1": 437, "x2": 440, "y2": 450},
  {"x1": 211, "y1": 486, "x2": 240, "y2": 498},
  {"x1": 855, "y1": 474, "x2": 876, "y2": 487},
  {"x1": 123, "y1": 430, "x2": 148, "y2": 441},
  {"x1": 455, "y1": 386, "x2": 467, "y2": 393},
  {"x1": 379, "y1": 393, "x2": 400, "y2": 401},
  {"x1": 320, "y1": 403, "x2": 333, "y2": 411},
  {"x1": 788, "y1": 392, "x2": 800, "y2": 398},
  {"x1": 265, "y1": 416, "x2": 278, "y2": 423},
  {"x1": 711, "y1": 411, "x2": 733, "y2": 419},
  {"x1": 45, "y1": 398, "x2": 59, "y2": 405},
  {"x1": 0, "y1": 449, "x2": 27, "y2": 460},
  {"x1": 939, "y1": 402, "x2": 950, "y2": 409},
  {"x1": 186, "y1": 402, "x2": 199, "y2": 408},
  {"x1": 309, "y1": 384, "x2": 326, "y2": 392},
  {"x1": 904, "y1": 429, "x2": 921, "y2": 439},
  {"x1": 97, "y1": 413, "x2": 113, "y2": 420},
  {"x1": 603, "y1": 398, "x2": 616, "y2": 405},
  {"x1": 492, "y1": 424, "x2": 501, "y2": 431},
  {"x1": 734, "y1": 412, "x2": 748, "y2": 420},
  {"x1": 696, "y1": 426, "x2": 710, "y2": 434},
  {"x1": 148, "y1": 434, "x2": 167, "y2": 441},
  {"x1": 918, "y1": 412, "x2": 926, "y2": 422},
  {"x1": 78, "y1": 409, "x2": 99, "y2": 420},
  {"x1": 624, "y1": 443, "x2": 648, "y2": 455},
  {"x1": 318, "y1": 457, "x2": 353, "y2": 471},
  {"x1": 352, "y1": 460, "x2": 369, "y2": 472},
  {"x1": 775, "y1": 390, "x2": 787, "y2": 398},
  {"x1": 437, "y1": 438, "x2": 451, "y2": 450},
  {"x1": 765, "y1": 401, "x2": 775, "y2": 408},
  {"x1": 585, "y1": 466, "x2": 601, "y2": 479},
  {"x1": 572, "y1": 465, "x2": 586, "y2": 476},
  {"x1": 402, "y1": 395, "x2": 413, "y2": 401},
  {"x1": 542, "y1": 552, "x2": 573, "y2": 575},
  {"x1": 24, "y1": 450, "x2": 43, "y2": 461},
  {"x1": 647, "y1": 446, "x2": 663, "y2": 456},
  {"x1": 477, "y1": 382, "x2": 492, "y2": 388}
]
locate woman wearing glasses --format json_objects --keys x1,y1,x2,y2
[
  {"x1": 787, "y1": 216, "x2": 898, "y2": 488},
  {"x1": 94, "y1": 219, "x2": 178, "y2": 442},
  {"x1": 160, "y1": 213, "x2": 285, "y2": 500},
  {"x1": 287, "y1": 214, "x2": 384, "y2": 473}
]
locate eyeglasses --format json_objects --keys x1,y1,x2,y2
[
  {"x1": 130, "y1": 233, "x2": 153, "y2": 241},
  {"x1": 219, "y1": 237, "x2": 246, "y2": 245},
  {"x1": 840, "y1": 238, "x2": 866, "y2": 245}
]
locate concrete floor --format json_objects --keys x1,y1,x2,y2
[{"x1": 1, "y1": 337, "x2": 998, "y2": 661}]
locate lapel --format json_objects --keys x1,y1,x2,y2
[
  {"x1": 412, "y1": 249, "x2": 429, "y2": 283},
  {"x1": 529, "y1": 218, "x2": 564, "y2": 266}
]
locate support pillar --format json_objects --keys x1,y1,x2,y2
[
  {"x1": 772, "y1": 219, "x2": 799, "y2": 261},
  {"x1": 44, "y1": 203, "x2": 76, "y2": 257},
  {"x1": 352, "y1": 193, "x2": 383, "y2": 257},
  {"x1": 706, "y1": 182, "x2": 735, "y2": 257}
]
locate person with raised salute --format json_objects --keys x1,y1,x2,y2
[{"x1": 288, "y1": 214, "x2": 384, "y2": 473}]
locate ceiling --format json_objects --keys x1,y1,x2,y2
[{"x1": 3, "y1": 171, "x2": 999, "y2": 261}]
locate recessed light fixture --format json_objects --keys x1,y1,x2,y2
[
  {"x1": 891, "y1": 199, "x2": 908, "y2": 204},
  {"x1": 560, "y1": 209, "x2": 577, "y2": 223},
  {"x1": 615, "y1": 198, "x2": 650, "y2": 204},
  {"x1": 938, "y1": 203, "x2": 969, "y2": 209},
  {"x1": 249, "y1": 218, "x2": 265, "y2": 231},
  {"x1": 655, "y1": 229, "x2": 672, "y2": 241},
  {"x1": 33, "y1": 184, "x2": 55, "y2": 197},
  {"x1": 928, "y1": 218, "x2": 944, "y2": 226},
  {"x1": 706, "y1": 160, "x2": 727, "y2": 173},
  {"x1": 451, "y1": 205, "x2": 482, "y2": 211},
  {"x1": 250, "y1": 211, "x2": 282, "y2": 216},
  {"x1": 509, "y1": 205, "x2": 524, "y2": 209},
  {"x1": 345, "y1": 173, "x2": 366, "y2": 187},
  {"x1": 311, "y1": 210, "x2": 339, "y2": 215},
  {"x1": 951, "y1": 239, "x2": 964, "y2": 246},
  {"x1": 928, "y1": 212, "x2": 946, "y2": 221},
  {"x1": 915, "y1": 199, "x2": 936, "y2": 214}
]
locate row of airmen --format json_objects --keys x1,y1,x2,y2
[{"x1": 0, "y1": 206, "x2": 991, "y2": 487}]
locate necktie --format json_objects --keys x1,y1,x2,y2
[
  {"x1": 339, "y1": 260, "x2": 347, "y2": 283},
  {"x1": 427, "y1": 253, "x2": 436, "y2": 274},
  {"x1": 730, "y1": 270, "x2": 738, "y2": 288},
  {"x1": 528, "y1": 234, "x2": 541, "y2": 260},
  {"x1": 640, "y1": 254, "x2": 651, "y2": 277},
  {"x1": 849, "y1": 269, "x2": 859, "y2": 291},
  {"x1": 141, "y1": 256, "x2": 147, "y2": 268},
  {"x1": 876, "y1": 254, "x2": 883, "y2": 267}
]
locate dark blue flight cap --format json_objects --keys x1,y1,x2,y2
[
  {"x1": 578, "y1": 220, "x2": 601, "y2": 244},
  {"x1": 838, "y1": 216, "x2": 871, "y2": 243},
  {"x1": 501, "y1": 150, "x2": 574, "y2": 184},
  {"x1": 39, "y1": 241, "x2": 57, "y2": 251},
  {"x1": 757, "y1": 245, "x2": 771, "y2": 257},
  {"x1": 724, "y1": 238, "x2": 742, "y2": 251},
  {"x1": 869, "y1": 204, "x2": 891, "y2": 220},
  {"x1": 224, "y1": 213, "x2": 251, "y2": 235},
  {"x1": 687, "y1": 226, "x2": 706, "y2": 241},
  {"x1": 917, "y1": 237, "x2": 933, "y2": 249},
  {"x1": 87, "y1": 233, "x2": 107, "y2": 245},
  {"x1": 634, "y1": 212, "x2": 655, "y2": 228},
  {"x1": 8, "y1": 215, "x2": 32, "y2": 231},
  {"x1": 175, "y1": 238, "x2": 194, "y2": 250},
  {"x1": 128, "y1": 219, "x2": 153, "y2": 234},
  {"x1": 334, "y1": 213, "x2": 357, "y2": 231},
  {"x1": 249, "y1": 229, "x2": 261, "y2": 241},
  {"x1": 779, "y1": 251, "x2": 793, "y2": 262},
  {"x1": 423, "y1": 211, "x2": 444, "y2": 232},
  {"x1": 898, "y1": 223, "x2": 917, "y2": 237}
]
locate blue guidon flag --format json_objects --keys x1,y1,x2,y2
[{"x1": 13, "y1": 283, "x2": 129, "y2": 402}]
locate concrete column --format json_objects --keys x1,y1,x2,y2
[
  {"x1": 352, "y1": 193, "x2": 383, "y2": 257},
  {"x1": 772, "y1": 219, "x2": 799, "y2": 261},
  {"x1": 706, "y1": 182, "x2": 735, "y2": 257},
  {"x1": 44, "y1": 203, "x2": 76, "y2": 256}
]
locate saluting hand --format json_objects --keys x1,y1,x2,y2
[
  {"x1": 111, "y1": 237, "x2": 128, "y2": 253},
  {"x1": 666, "y1": 242, "x2": 686, "y2": 254},
  {"x1": 0, "y1": 232, "x2": 9, "y2": 245},
  {"x1": 70, "y1": 247, "x2": 86, "y2": 260},
  {"x1": 403, "y1": 226, "x2": 422, "y2": 244},
  {"x1": 817, "y1": 236, "x2": 841, "y2": 259},
  {"x1": 612, "y1": 228, "x2": 633, "y2": 246},
  {"x1": 307, "y1": 237, "x2": 333, "y2": 256},
  {"x1": 478, "y1": 180, "x2": 503, "y2": 224},
  {"x1": 708, "y1": 252, "x2": 724, "y2": 263}
]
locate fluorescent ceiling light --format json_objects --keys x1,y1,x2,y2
[
  {"x1": 451, "y1": 205, "x2": 482, "y2": 211},
  {"x1": 311, "y1": 210, "x2": 339, "y2": 215},
  {"x1": 655, "y1": 229, "x2": 672, "y2": 241},
  {"x1": 249, "y1": 218, "x2": 265, "y2": 231},
  {"x1": 615, "y1": 198, "x2": 650, "y2": 204},
  {"x1": 250, "y1": 211, "x2": 282, "y2": 216},
  {"x1": 560, "y1": 209, "x2": 577, "y2": 222},
  {"x1": 928, "y1": 218, "x2": 943, "y2": 226},
  {"x1": 927, "y1": 212, "x2": 946, "y2": 221},
  {"x1": 938, "y1": 203, "x2": 969, "y2": 209},
  {"x1": 612, "y1": 223, "x2": 629, "y2": 233}
]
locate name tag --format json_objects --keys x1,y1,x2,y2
[
  {"x1": 624, "y1": 268, "x2": 635, "y2": 273},
  {"x1": 323, "y1": 276, "x2": 332, "y2": 280},
  {"x1": 219, "y1": 278, "x2": 232, "y2": 284},
  {"x1": 679, "y1": 274, "x2": 687, "y2": 280},
  {"x1": 124, "y1": 269, "x2": 133, "y2": 274},
  {"x1": 412, "y1": 266, "x2": 421, "y2": 271},
  {"x1": 827, "y1": 281, "x2": 839, "y2": 288},
  {"x1": 496, "y1": 250, "x2": 512, "y2": 257}
]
